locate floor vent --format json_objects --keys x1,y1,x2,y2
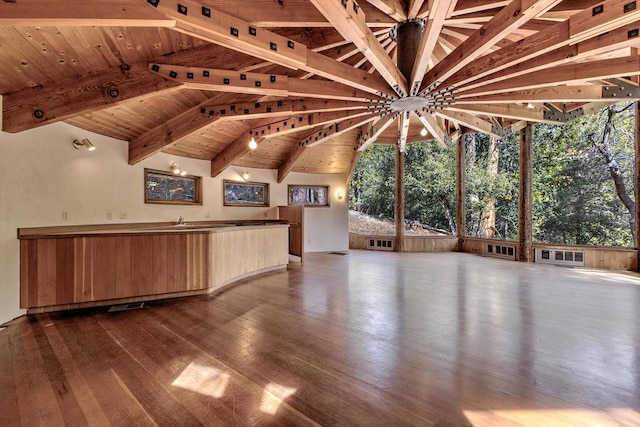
[
  {"x1": 108, "y1": 302, "x2": 145, "y2": 313},
  {"x1": 367, "y1": 238, "x2": 395, "y2": 251},
  {"x1": 486, "y1": 243, "x2": 517, "y2": 260},
  {"x1": 535, "y1": 248, "x2": 585, "y2": 267}
]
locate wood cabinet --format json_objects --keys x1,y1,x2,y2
[{"x1": 19, "y1": 225, "x2": 289, "y2": 312}]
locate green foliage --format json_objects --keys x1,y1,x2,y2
[{"x1": 349, "y1": 103, "x2": 636, "y2": 247}]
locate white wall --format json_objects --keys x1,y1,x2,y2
[{"x1": 0, "y1": 118, "x2": 348, "y2": 325}]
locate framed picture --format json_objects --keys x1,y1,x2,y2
[
  {"x1": 288, "y1": 185, "x2": 330, "y2": 207},
  {"x1": 223, "y1": 180, "x2": 269, "y2": 207},
  {"x1": 144, "y1": 169, "x2": 202, "y2": 205}
]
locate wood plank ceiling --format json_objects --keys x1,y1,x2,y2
[{"x1": 2, "y1": 0, "x2": 640, "y2": 179}]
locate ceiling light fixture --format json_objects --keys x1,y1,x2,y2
[
  {"x1": 420, "y1": 128, "x2": 428, "y2": 137},
  {"x1": 171, "y1": 163, "x2": 187, "y2": 176},
  {"x1": 72, "y1": 138, "x2": 96, "y2": 151},
  {"x1": 248, "y1": 136, "x2": 258, "y2": 150}
]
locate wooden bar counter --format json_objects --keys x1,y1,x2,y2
[{"x1": 18, "y1": 223, "x2": 289, "y2": 313}]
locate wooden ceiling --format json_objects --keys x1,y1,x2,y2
[{"x1": 2, "y1": 0, "x2": 640, "y2": 180}]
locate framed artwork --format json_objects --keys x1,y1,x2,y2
[
  {"x1": 223, "y1": 180, "x2": 269, "y2": 207},
  {"x1": 288, "y1": 185, "x2": 330, "y2": 207},
  {"x1": 144, "y1": 168, "x2": 202, "y2": 205}
]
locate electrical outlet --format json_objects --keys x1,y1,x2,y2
[
  {"x1": 205, "y1": 212, "x2": 210, "y2": 219},
  {"x1": 120, "y1": 212, "x2": 127, "y2": 220},
  {"x1": 107, "y1": 212, "x2": 112, "y2": 220},
  {"x1": 62, "y1": 211, "x2": 68, "y2": 220}
]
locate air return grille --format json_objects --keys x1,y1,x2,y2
[
  {"x1": 367, "y1": 238, "x2": 395, "y2": 251},
  {"x1": 535, "y1": 248, "x2": 585, "y2": 267},
  {"x1": 486, "y1": 243, "x2": 517, "y2": 260}
]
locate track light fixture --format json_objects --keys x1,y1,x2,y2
[{"x1": 72, "y1": 138, "x2": 96, "y2": 151}]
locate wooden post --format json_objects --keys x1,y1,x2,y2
[
  {"x1": 456, "y1": 134, "x2": 466, "y2": 251},
  {"x1": 635, "y1": 101, "x2": 640, "y2": 269},
  {"x1": 395, "y1": 144, "x2": 405, "y2": 252},
  {"x1": 518, "y1": 124, "x2": 533, "y2": 262}
]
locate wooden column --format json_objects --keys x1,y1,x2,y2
[
  {"x1": 635, "y1": 101, "x2": 640, "y2": 268},
  {"x1": 395, "y1": 144, "x2": 405, "y2": 252},
  {"x1": 456, "y1": 134, "x2": 466, "y2": 251},
  {"x1": 518, "y1": 124, "x2": 533, "y2": 262}
]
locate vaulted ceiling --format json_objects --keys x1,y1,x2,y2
[{"x1": 2, "y1": 0, "x2": 640, "y2": 181}]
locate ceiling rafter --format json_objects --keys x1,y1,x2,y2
[
  {"x1": 454, "y1": 21, "x2": 640, "y2": 93},
  {"x1": 444, "y1": 0, "x2": 640, "y2": 90},
  {"x1": 143, "y1": 0, "x2": 394, "y2": 96},
  {"x1": 3, "y1": 62, "x2": 182, "y2": 133},
  {"x1": 420, "y1": 0, "x2": 563, "y2": 91},
  {"x1": 148, "y1": 63, "x2": 376, "y2": 101},
  {"x1": 309, "y1": 0, "x2": 408, "y2": 95},
  {"x1": 456, "y1": 54, "x2": 640, "y2": 97},
  {"x1": 435, "y1": 110, "x2": 501, "y2": 137},
  {"x1": 414, "y1": 110, "x2": 447, "y2": 146},
  {"x1": 366, "y1": 0, "x2": 408, "y2": 21},
  {"x1": 355, "y1": 116, "x2": 396, "y2": 151},
  {"x1": 410, "y1": 0, "x2": 459, "y2": 94},
  {"x1": 458, "y1": 83, "x2": 640, "y2": 104},
  {"x1": 129, "y1": 97, "x2": 368, "y2": 164}
]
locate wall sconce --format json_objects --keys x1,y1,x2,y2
[
  {"x1": 336, "y1": 190, "x2": 344, "y2": 200},
  {"x1": 73, "y1": 138, "x2": 96, "y2": 151},
  {"x1": 242, "y1": 171, "x2": 250, "y2": 180},
  {"x1": 171, "y1": 163, "x2": 187, "y2": 176}
]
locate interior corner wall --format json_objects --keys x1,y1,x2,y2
[{"x1": 0, "y1": 119, "x2": 348, "y2": 325}]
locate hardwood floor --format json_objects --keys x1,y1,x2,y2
[{"x1": 2, "y1": 251, "x2": 640, "y2": 426}]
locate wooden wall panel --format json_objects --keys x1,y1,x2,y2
[
  {"x1": 349, "y1": 234, "x2": 458, "y2": 252},
  {"x1": 212, "y1": 227, "x2": 289, "y2": 288},
  {"x1": 20, "y1": 226, "x2": 287, "y2": 310}
]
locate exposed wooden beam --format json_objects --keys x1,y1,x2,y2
[
  {"x1": 408, "y1": 0, "x2": 427, "y2": 18},
  {"x1": 457, "y1": 84, "x2": 640, "y2": 103},
  {"x1": 414, "y1": 111, "x2": 448, "y2": 146},
  {"x1": 444, "y1": 0, "x2": 640, "y2": 90},
  {"x1": 210, "y1": 119, "x2": 274, "y2": 177},
  {"x1": 420, "y1": 0, "x2": 562, "y2": 91},
  {"x1": 450, "y1": 0, "x2": 510, "y2": 16},
  {"x1": 298, "y1": 115, "x2": 378, "y2": 148},
  {"x1": 278, "y1": 144, "x2": 308, "y2": 183},
  {"x1": 435, "y1": 110, "x2": 501, "y2": 137},
  {"x1": 355, "y1": 116, "x2": 396, "y2": 151},
  {"x1": 129, "y1": 98, "x2": 220, "y2": 165},
  {"x1": 367, "y1": 0, "x2": 408, "y2": 21},
  {"x1": 151, "y1": 63, "x2": 380, "y2": 106},
  {"x1": 398, "y1": 112, "x2": 411, "y2": 152},
  {"x1": 457, "y1": 55, "x2": 640, "y2": 97},
  {"x1": 309, "y1": 0, "x2": 408, "y2": 95},
  {"x1": 144, "y1": 0, "x2": 394, "y2": 96},
  {"x1": 252, "y1": 110, "x2": 371, "y2": 140},
  {"x1": 345, "y1": 150, "x2": 363, "y2": 185},
  {"x1": 0, "y1": 1, "x2": 174, "y2": 26},
  {"x1": 3, "y1": 63, "x2": 181, "y2": 133},
  {"x1": 411, "y1": 0, "x2": 458, "y2": 94},
  {"x1": 449, "y1": 104, "x2": 550, "y2": 123},
  {"x1": 198, "y1": 99, "x2": 367, "y2": 120}
]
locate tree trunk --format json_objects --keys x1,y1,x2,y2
[
  {"x1": 481, "y1": 136, "x2": 500, "y2": 238},
  {"x1": 590, "y1": 105, "x2": 636, "y2": 244},
  {"x1": 440, "y1": 194, "x2": 456, "y2": 235}
]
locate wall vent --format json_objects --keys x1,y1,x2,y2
[
  {"x1": 535, "y1": 248, "x2": 585, "y2": 267},
  {"x1": 367, "y1": 238, "x2": 395, "y2": 251},
  {"x1": 486, "y1": 243, "x2": 517, "y2": 260}
]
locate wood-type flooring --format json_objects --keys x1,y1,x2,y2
[{"x1": 2, "y1": 251, "x2": 640, "y2": 426}]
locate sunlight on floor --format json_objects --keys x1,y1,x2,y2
[
  {"x1": 172, "y1": 362, "x2": 230, "y2": 398},
  {"x1": 259, "y1": 383, "x2": 297, "y2": 415},
  {"x1": 464, "y1": 407, "x2": 640, "y2": 426},
  {"x1": 568, "y1": 268, "x2": 640, "y2": 286}
]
